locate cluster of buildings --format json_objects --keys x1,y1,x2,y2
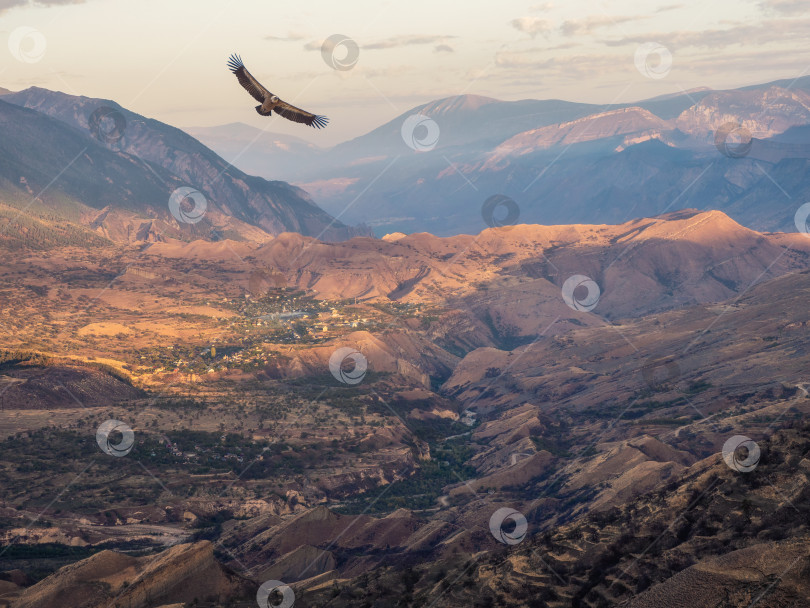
[{"x1": 157, "y1": 439, "x2": 247, "y2": 464}]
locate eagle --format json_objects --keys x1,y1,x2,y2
[{"x1": 227, "y1": 54, "x2": 328, "y2": 129}]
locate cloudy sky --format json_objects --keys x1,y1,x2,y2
[{"x1": 2, "y1": 0, "x2": 809, "y2": 145}]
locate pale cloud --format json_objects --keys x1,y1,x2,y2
[
  {"x1": 546, "y1": 42, "x2": 580, "y2": 51},
  {"x1": 484, "y1": 28, "x2": 810, "y2": 95},
  {"x1": 602, "y1": 18, "x2": 810, "y2": 49},
  {"x1": 0, "y1": 0, "x2": 87, "y2": 11},
  {"x1": 303, "y1": 34, "x2": 454, "y2": 52},
  {"x1": 3, "y1": 0, "x2": 809, "y2": 147},
  {"x1": 560, "y1": 15, "x2": 647, "y2": 37},
  {"x1": 758, "y1": 0, "x2": 810, "y2": 15},
  {"x1": 510, "y1": 16, "x2": 552, "y2": 37},
  {"x1": 494, "y1": 48, "x2": 623, "y2": 78},
  {"x1": 265, "y1": 31, "x2": 307, "y2": 42},
  {"x1": 359, "y1": 65, "x2": 416, "y2": 79},
  {"x1": 670, "y1": 46, "x2": 810, "y2": 77},
  {"x1": 363, "y1": 35, "x2": 455, "y2": 50}
]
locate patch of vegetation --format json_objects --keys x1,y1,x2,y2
[
  {"x1": 480, "y1": 310, "x2": 537, "y2": 351},
  {"x1": 335, "y1": 440, "x2": 475, "y2": 514},
  {"x1": 685, "y1": 380, "x2": 712, "y2": 395}
]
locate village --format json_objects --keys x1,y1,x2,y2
[{"x1": 131, "y1": 289, "x2": 438, "y2": 377}]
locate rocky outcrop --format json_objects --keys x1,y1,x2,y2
[{"x1": 12, "y1": 541, "x2": 255, "y2": 608}]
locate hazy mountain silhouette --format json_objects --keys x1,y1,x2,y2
[
  {"x1": 1, "y1": 87, "x2": 369, "y2": 242},
  {"x1": 187, "y1": 76, "x2": 810, "y2": 237}
]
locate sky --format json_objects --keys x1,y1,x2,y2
[{"x1": 1, "y1": 0, "x2": 809, "y2": 145}]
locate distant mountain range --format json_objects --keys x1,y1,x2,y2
[
  {"x1": 187, "y1": 77, "x2": 810, "y2": 237},
  {"x1": 3, "y1": 76, "x2": 809, "y2": 244},
  {"x1": 0, "y1": 87, "x2": 368, "y2": 244},
  {"x1": 184, "y1": 123, "x2": 322, "y2": 180}
]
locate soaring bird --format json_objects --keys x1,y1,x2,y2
[{"x1": 227, "y1": 54, "x2": 328, "y2": 129}]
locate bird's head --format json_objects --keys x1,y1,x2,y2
[{"x1": 270, "y1": 95, "x2": 279, "y2": 103}]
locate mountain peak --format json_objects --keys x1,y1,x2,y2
[
  {"x1": 644, "y1": 86, "x2": 713, "y2": 102},
  {"x1": 0, "y1": 86, "x2": 367, "y2": 242},
  {"x1": 484, "y1": 105, "x2": 666, "y2": 164},
  {"x1": 185, "y1": 122, "x2": 319, "y2": 149},
  {"x1": 675, "y1": 84, "x2": 810, "y2": 137},
  {"x1": 419, "y1": 94, "x2": 501, "y2": 116}
]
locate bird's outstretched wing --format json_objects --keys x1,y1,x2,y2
[
  {"x1": 227, "y1": 54, "x2": 270, "y2": 103},
  {"x1": 273, "y1": 100, "x2": 329, "y2": 129}
]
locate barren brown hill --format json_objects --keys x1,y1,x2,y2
[
  {"x1": 296, "y1": 420, "x2": 810, "y2": 607},
  {"x1": 0, "y1": 360, "x2": 140, "y2": 410},
  {"x1": 12, "y1": 541, "x2": 255, "y2": 608},
  {"x1": 2, "y1": 208, "x2": 810, "y2": 608},
  {"x1": 432, "y1": 266, "x2": 810, "y2": 528},
  {"x1": 221, "y1": 504, "x2": 437, "y2": 583},
  {"x1": 263, "y1": 330, "x2": 456, "y2": 384},
  {"x1": 627, "y1": 541, "x2": 810, "y2": 607},
  {"x1": 443, "y1": 265, "x2": 810, "y2": 415},
  {"x1": 137, "y1": 209, "x2": 810, "y2": 326}
]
